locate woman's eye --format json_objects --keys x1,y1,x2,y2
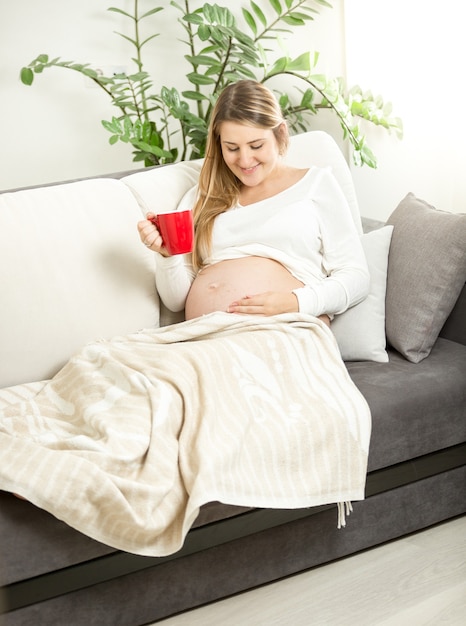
[{"x1": 226, "y1": 144, "x2": 263, "y2": 152}]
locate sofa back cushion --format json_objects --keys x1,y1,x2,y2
[
  {"x1": 121, "y1": 160, "x2": 203, "y2": 216},
  {"x1": 0, "y1": 178, "x2": 159, "y2": 387},
  {"x1": 283, "y1": 130, "x2": 362, "y2": 234}
]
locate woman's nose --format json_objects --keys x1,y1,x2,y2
[{"x1": 237, "y1": 149, "x2": 254, "y2": 167}]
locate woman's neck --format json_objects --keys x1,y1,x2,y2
[{"x1": 238, "y1": 165, "x2": 308, "y2": 206}]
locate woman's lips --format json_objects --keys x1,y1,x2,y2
[{"x1": 240, "y1": 164, "x2": 259, "y2": 175}]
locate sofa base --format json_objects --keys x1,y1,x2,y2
[{"x1": 2, "y1": 444, "x2": 465, "y2": 625}]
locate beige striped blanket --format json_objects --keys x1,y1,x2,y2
[{"x1": 0, "y1": 312, "x2": 371, "y2": 556}]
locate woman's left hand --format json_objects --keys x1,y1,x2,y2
[
  {"x1": 227, "y1": 292, "x2": 332, "y2": 327},
  {"x1": 227, "y1": 292, "x2": 298, "y2": 316}
]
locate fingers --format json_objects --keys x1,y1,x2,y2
[
  {"x1": 137, "y1": 214, "x2": 165, "y2": 254},
  {"x1": 317, "y1": 314, "x2": 331, "y2": 327},
  {"x1": 227, "y1": 295, "x2": 262, "y2": 315},
  {"x1": 228, "y1": 292, "x2": 299, "y2": 316}
]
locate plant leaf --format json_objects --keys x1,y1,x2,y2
[
  {"x1": 267, "y1": 56, "x2": 288, "y2": 76},
  {"x1": 198, "y1": 24, "x2": 212, "y2": 40},
  {"x1": 282, "y1": 15, "x2": 305, "y2": 26},
  {"x1": 251, "y1": 1, "x2": 267, "y2": 26},
  {"x1": 300, "y1": 88, "x2": 315, "y2": 108},
  {"x1": 242, "y1": 9, "x2": 257, "y2": 36},
  {"x1": 289, "y1": 11, "x2": 315, "y2": 21},
  {"x1": 286, "y1": 52, "x2": 311, "y2": 72},
  {"x1": 186, "y1": 72, "x2": 216, "y2": 85},
  {"x1": 269, "y1": 0, "x2": 282, "y2": 16},
  {"x1": 20, "y1": 0, "x2": 398, "y2": 170},
  {"x1": 140, "y1": 34, "x2": 160, "y2": 47},
  {"x1": 140, "y1": 7, "x2": 164, "y2": 19},
  {"x1": 114, "y1": 32, "x2": 138, "y2": 46},
  {"x1": 107, "y1": 7, "x2": 134, "y2": 19},
  {"x1": 185, "y1": 54, "x2": 221, "y2": 66},
  {"x1": 309, "y1": 73, "x2": 327, "y2": 90},
  {"x1": 360, "y1": 143, "x2": 377, "y2": 168},
  {"x1": 182, "y1": 90, "x2": 209, "y2": 101},
  {"x1": 20, "y1": 67, "x2": 34, "y2": 85},
  {"x1": 183, "y1": 12, "x2": 204, "y2": 24}
]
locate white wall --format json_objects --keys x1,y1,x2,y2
[
  {"x1": 1, "y1": 2, "x2": 136, "y2": 189},
  {"x1": 2, "y1": 1, "x2": 463, "y2": 222},
  {"x1": 344, "y1": 0, "x2": 465, "y2": 219},
  {"x1": 0, "y1": 0, "x2": 344, "y2": 190}
]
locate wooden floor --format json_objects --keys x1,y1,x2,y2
[{"x1": 155, "y1": 515, "x2": 466, "y2": 625}]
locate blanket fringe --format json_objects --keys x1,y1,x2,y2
[{"x1": 337, "y1": 501, "x2": 353, "y2": 529}]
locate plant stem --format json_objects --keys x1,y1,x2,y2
[
  {"x1": 264, "y1": 71, "x2": 359, "y2": 147},
  {"x1": 134, "y1": 0, "x2": 142, "y2": 71},
  {"x1": 207, "y1": 36, "x2": 233, "y2": 117},
  {"x1": 183, "y1": 0, "x2": 204, "y2": 120},
  {"x1": 160, "y1": 99, "x2": 173, "y2": 154},
  {"x1": 133, "y1": 0, "x2": 150, "y2": 122}
]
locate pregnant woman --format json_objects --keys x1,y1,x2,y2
[
  {"x1": 138, "y1": 79, "x2": 370, "y2": 325},
  {"x1": 3, "y1": 83, "x2": 372, "y2": 549}
]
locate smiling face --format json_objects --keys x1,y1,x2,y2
[{"x1": 219, "y1": 121, "x2": 283, "y2": 188}]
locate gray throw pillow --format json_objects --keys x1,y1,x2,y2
[{"x1": 385, "y1": 193, "x2": 466, "y2": 363}]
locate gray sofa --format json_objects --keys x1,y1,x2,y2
[{"x1": 1, "y1": 131, "x2": 465, "y2": 625}]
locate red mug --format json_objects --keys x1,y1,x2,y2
[{"x1": 150, "y1": 210, "x2": 194, "y2": 255}]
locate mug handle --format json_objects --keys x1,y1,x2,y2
[
  {"x1": 149, "y1": 215, "x2": 159, "y2": 228},
  {"x1": 149, "y1": 215, "x2": 163, "y2": 243}
]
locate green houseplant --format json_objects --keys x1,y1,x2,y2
[{"x1": 20, "y1": 0, "x2": 402, "y2": 168}]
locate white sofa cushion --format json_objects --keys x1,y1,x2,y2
[
  {"x1": 332, "y1": 226, "x2": 393, "y2": 362},
  {"x1": 284, "y1": 131, "x2": 363, "y2": 234},
  {"x1": 0, "y1": 178, "x2": 159, "y2": 387},
  {"x1": 121, "y1": 160, "x2": 203, "y2": 215}
]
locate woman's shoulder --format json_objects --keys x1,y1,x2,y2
[
  {"x1": 284, "y1": 165, "x2": 334, "y2": 195},
  {"x1": 298, "y1": 164, "x2": 332, "y2": 182}
]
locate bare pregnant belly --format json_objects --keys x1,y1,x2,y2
[{"x1": 185, "y1": 257, "x2": 304, "y2": 319}]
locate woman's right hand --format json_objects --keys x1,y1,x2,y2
[{"x1": 137, "y1": 212, "x2": 169, "y2": 256}]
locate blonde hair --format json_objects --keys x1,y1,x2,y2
[{"x1": 192, "y1": 80, "x2": 288, "y2": 270}]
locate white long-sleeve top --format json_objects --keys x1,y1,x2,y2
[{"x1": 154, "y1": 166, "x2": 370, "y2": 317}]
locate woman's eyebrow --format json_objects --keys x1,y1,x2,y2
[{"x1": 222, "y1": 138, "x2": 266, "y2": 146}]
